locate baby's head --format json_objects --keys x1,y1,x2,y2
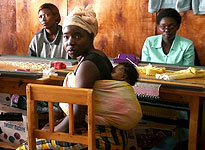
[{"x1": 111, "y1": 62, "x2": 139, "y2": 86}]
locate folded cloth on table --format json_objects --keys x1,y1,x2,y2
[
  {"x1": 136, "y1": 64, "x2": 166, "y2": 76},
  {"x1": 60, "y1": 80, "x2": 142, "y2": 130},
  {"x1": 50, "y1": 61, "x2": 67, "y2": 69},
  {"x1": 155, "y1": 67, "x2": 205, "y2": 80}
]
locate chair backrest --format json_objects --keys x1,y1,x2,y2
[{"x1": 26, "y1": 83, "x2": 95, "y2": 150}]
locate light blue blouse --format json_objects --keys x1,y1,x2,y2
[{"x1": 141, "y1": 34, "x2": 195, "y2": 66}]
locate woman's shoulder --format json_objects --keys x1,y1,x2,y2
[
  {"x1": 83, "y1": 50, "x2": 113, "y2": 79},
  {"x1": 175, "y1": 34, "x2": 194, "y2": 44},
  {"x1": 83, "y1": 51, "x2": 111, "y2": 68},
  {"x1": 84, "y1": 50, "x2": 108, "y2": 60},
  {"x1": 32, "y1": 29, "x2": 45, "y2": 40},
  {"x1": 92, "y1": 49, "x2": 107, "y2": 57},
  {"x1": 144, "y1": 35, "x2": 162, "y2": 47}
]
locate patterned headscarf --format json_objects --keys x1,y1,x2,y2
[{"x1": 63, "y1": 5, "x2": 98, "y2": 37}]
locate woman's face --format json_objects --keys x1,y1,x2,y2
[
  {"x1": 38, "y1": 8, "x2": 58, "y2": 29},
  {"x1": 63, "y1": 25, "x2": 92, "y2": 58},
  {"x1": 158, "y1": 17, "x2": 179, "y2": 40}
]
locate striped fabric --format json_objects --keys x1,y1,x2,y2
[{"x1": 17, "y1": 125, "x2": 128, "y2": 150}]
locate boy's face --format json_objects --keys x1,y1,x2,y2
[{"x1": 111, "y1": 64, "x2": 126, "y2": 81}]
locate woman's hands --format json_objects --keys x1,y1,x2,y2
[{"x1": 41, "y1": 118, "x2": 65, "y2": 131}]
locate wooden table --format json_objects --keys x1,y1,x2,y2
[
  {"x1": 52, "y1": 63, "x2": 204, "y2": 150},
  {"x1": 0, "y1": 76, "x2": 63, "y2": 149},
  {"x1": 0, "y1": 55, "x2": 76, "y2": 95},
  {"x1": 138, "y1": 64, "x2": 205, "y2": 150},
  {"x1": 0, "y1": 76, "x2": 63, "y2": 95},
  {"x1": 0, "y1": 55, "x2": 73, "y2": 149},
  {"x1": 0, "y1": 56, "x2": 204, "y2": 150}
]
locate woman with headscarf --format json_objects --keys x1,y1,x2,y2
[
  {"x1": 28, "y1": 3, "x2": 70, "y2": 59},
  {"x1": 17, "y1": 5, "x2": 141, "y2": 150},
  {"x1": 55, "y1": 5, "x2": 128, "y2": 150}
]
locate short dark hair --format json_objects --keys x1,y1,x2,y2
[
  {"x1": 38, "y1": 3, "x2": 61, "y2": 24},
  {"x1": 156, "y1": 8, "x2": 181, "y2": 25},
  {"x1": 119, "y1": 62, "x2": 139, "y2": 86}
]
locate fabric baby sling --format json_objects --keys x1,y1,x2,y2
[{"x1": 60, "y1": 73, "x2": 142, "y2": 130}]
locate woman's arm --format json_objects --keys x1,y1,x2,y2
[
  {"x1": 54, "y1": 60, "x2": 100, "y2": 132},
  {"x1": 28, "y1": 47, "x2": 37, "y2": 56},
  {"x1": 141, "y1": 38, "x2": 151, "y2": 62},
  {"x1": 183, "y1": 42, "x2": 195, "y2": 66},
  {"x1": 75, "y1": 60, "x2": 100, "y2": 88},
  {"x1": 28, "y1": 36, "x2": 38, "y2": 57}
]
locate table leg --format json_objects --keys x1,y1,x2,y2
[
  {"x1": 202, "y1": 99, "x2": 205, "y2": 136},
  {"x1": 199, "y1": 100, "x2": 205, "y2": 149},
  {"x1": 188, "y1": 96, "x2": 200, "y2": 150}
]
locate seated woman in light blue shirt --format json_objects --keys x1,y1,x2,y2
[{"x1": 141, "y1": 8, "x2": 195, "y2": 66}]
